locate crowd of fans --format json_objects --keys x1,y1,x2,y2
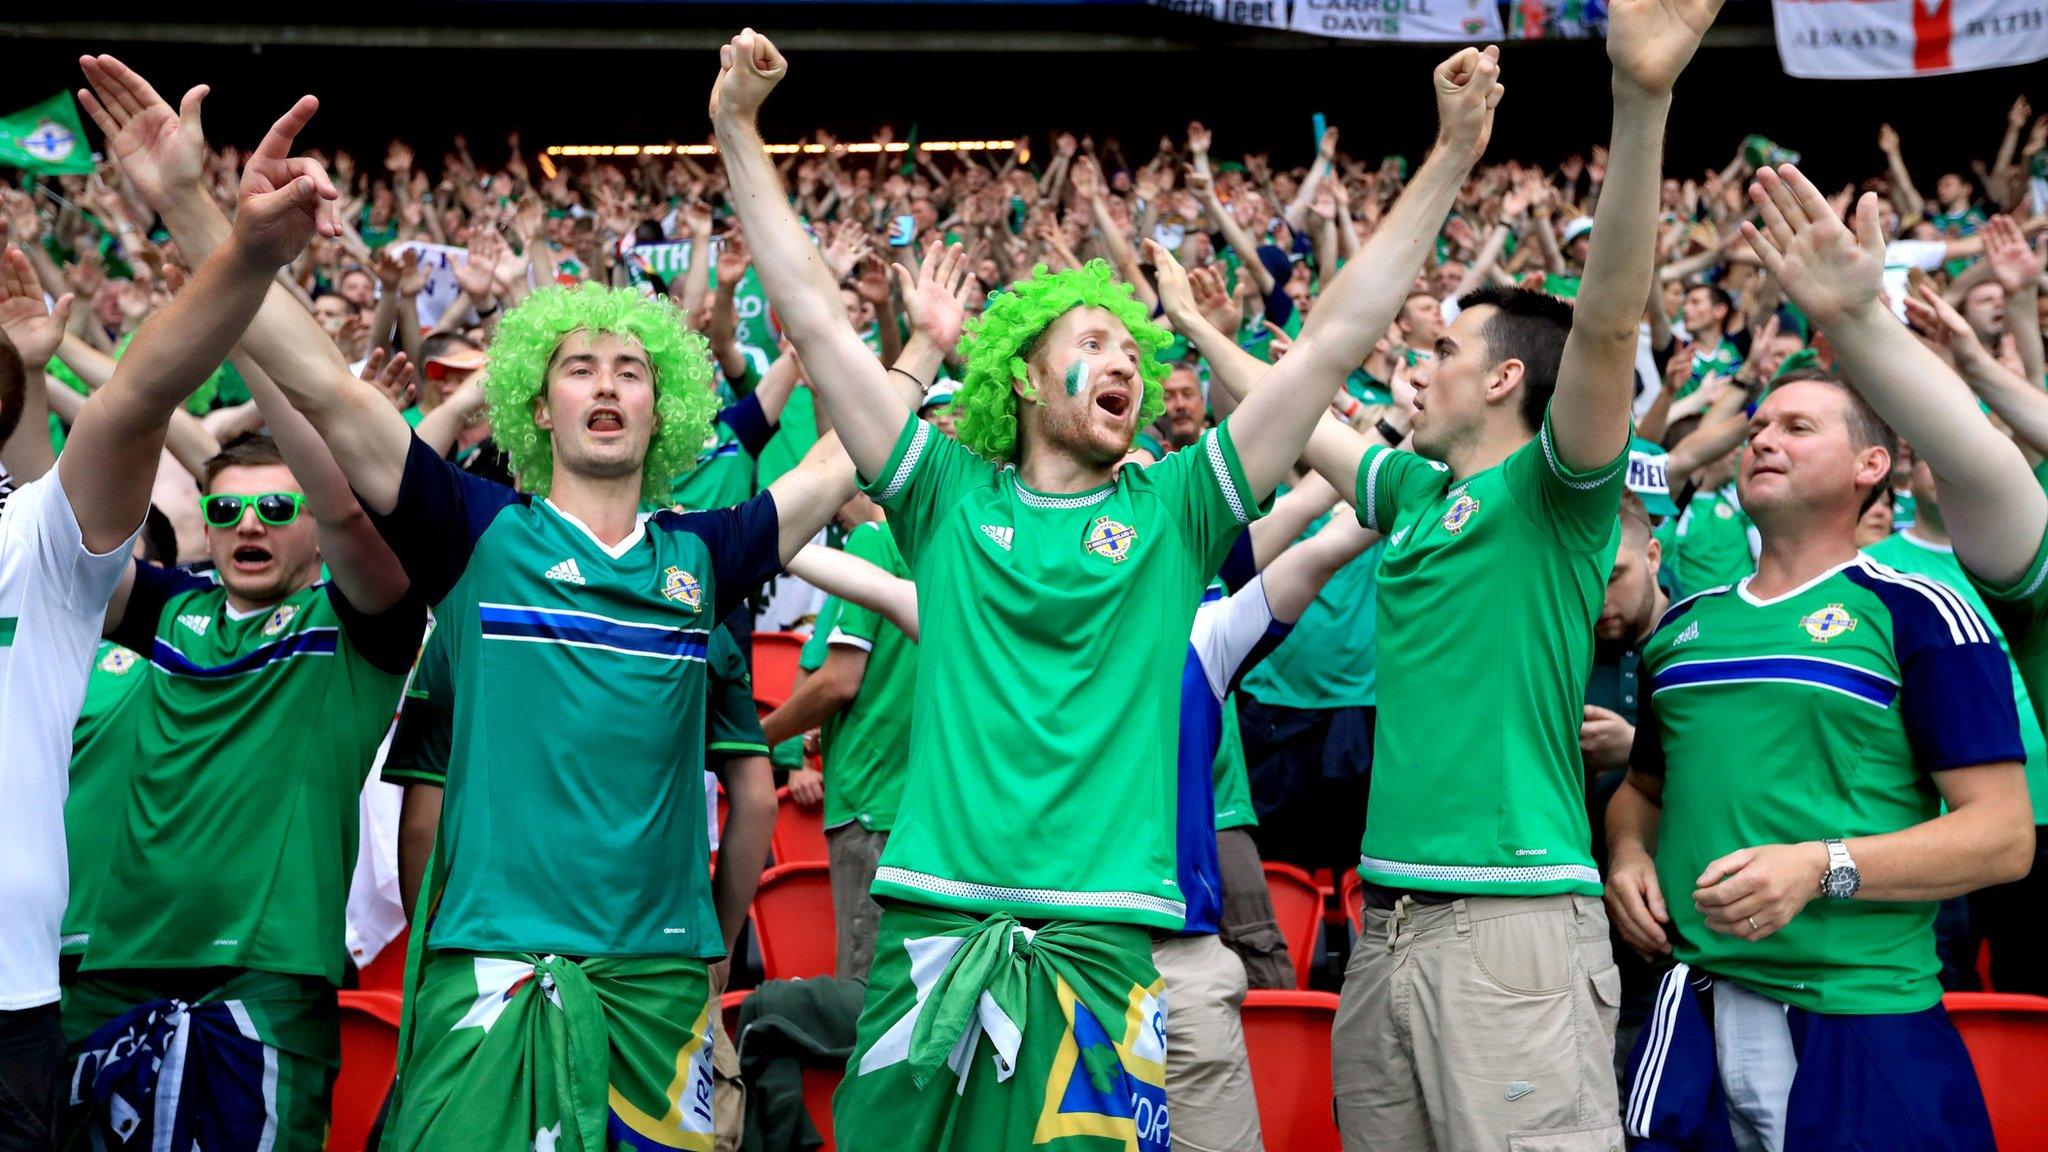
[{"x1": 2, "y1": 9, "x2": 2047, "y2": 1151}]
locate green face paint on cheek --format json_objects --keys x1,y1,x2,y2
[{"x1": 1065, "y1": 361, "x2": 1088, "y2": 397}]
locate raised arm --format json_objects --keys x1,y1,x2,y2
[
  {"x1": 1744, "y1": 164, "x2": 2046, "y2": 585},
  {"x1": 1551, "y1": 0, "x2": 1725, "y2": 473},
  {"x1": 1906, "y1": 284, "x2": 2048, "y2": 457},
  {"x1": 1877, "y1": 125, "x2": 1926, "y2": 223},
  {"x1": 1247, "y1": 468, "x2": 1343, "y2": 569},
  {"x1": 0, "y1": 249, "x2": 70, "y2": 482},
  {"x1": 1984, "y1": 215, "x2": 2044, "y2": 388},
  {"x1": 786, "y1": 543, "x2": 920, "y2": 639},
  {"x1": 64, "y1": 87, "x2": 338, "y2": 554},
  {"x1": 79, "y1": 55, "x2": 416, "y2": 515},
  {"x1": 711, "y1": 29, "x2": 906, "y2": 478},
  {"x1": 1196, "y1": 45, "x2": 1502, "y2": 500},
  {"x1": 1152, "y1": 244, "x2": 1381, "y2": 502},
  {"x1": 1259, "y1": 501, "x2": 1381, "y2": 623},
  {"x1": 228, "y1": 349, "x2": 410, "y2": 611}
]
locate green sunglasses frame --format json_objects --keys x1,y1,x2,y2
[{"x1": 200, "y1": 491, "x2": 307, "y2": 529}]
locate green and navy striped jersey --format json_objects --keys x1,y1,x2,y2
[
  {"x1": 1637, "y1": 556, "x2": 2023, "y2": 1013},
  {"x1": 368, "y1": 435, "x2": 781, "y2": 959},
  {"x1": 81, "y1": 566, "x2": 423, "y2": 983}
]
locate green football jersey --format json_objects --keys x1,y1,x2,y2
[
  {"x1": 382, "y1": 618, "x2": 452, "y2": 790},
  {"x1": 86, "y1": 572, "x2": 420, "y2": 983},
  {"x1": 1355, "y1": 408, "x2": 1625, "y2": 896},
  {"x1": 1865, "y1": 532, "x2": 2048, "y2": 823},
  {"x1": 1659, "y1": 484, "x2": 1758, "y2": 599},
  {"x1": 859, "y1": 414, "x2": 1259, "y2": 929},
  {"x1": 1211, "y1": 698, "x2": 1256, "y2": 832},
  {"x1": 706, "y1": 626, "x2": 770, "y2": 762},
  {"x1": 819, "y1": 521, "x2": 916, "y2": 833},
  {"x1": 663, "y1": 393, "x2": 776, "y2": 515},
  {"x1": 59, "y1": 642, "x2": 150, "y2": 957},
  {"x1": 1638, "y1": 557, "x2": 2024, "y2": 1013},
  {"x1": 1679, "y1": 337, "x2": 1742, "y2": 398},
  {"x1": 368, "y1": 436, "x2": 782, "y2": 959},
  {"x1": 798, "y1": 597, "x2": 840, "y2": 674}
]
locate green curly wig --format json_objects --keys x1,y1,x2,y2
[
  {"x1": 952, "y1": 260, "x2": 1172, "y2": 462},
  {"x1": 483, "y1": 282, "x2": 720, "y2": 502}
]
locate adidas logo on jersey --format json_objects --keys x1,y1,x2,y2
[
  {"x1": 1675, "y1": 620, "x2": 1700, "y2": 646},
  {"x1": 544, "y1": 558, "x2": 587, "y2": 586},
  {"x1": 981, "y1": 524, "x2": 1014, "y2": 551},
  {"x1": 177, "y1": 613, "x2": 211, "y2": 636}
]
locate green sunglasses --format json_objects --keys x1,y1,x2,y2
[{"x1": 200, "y1": 492, "x2": 306, "y2": 529}]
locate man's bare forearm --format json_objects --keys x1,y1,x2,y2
[
  {"x1": 717, "y1": 109, "x2": 908, "y2": 475},
  {"x1": 59, "y1": 237, "x2": 274, "y2": 551}
]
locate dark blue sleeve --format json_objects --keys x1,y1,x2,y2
[
  {"x1": 361, "y1": 434, "x2": 526, "y2": 606},
  {"x1": 109, "y1": 561, "x2": 215, "y2": 653},
  {"x1": 719, "y1": 393, "x2": 777, "y2": 459},
  {"x1": 1869, "y1": 573, "x2": 2028, "y2": 770},
  {"x1": 657, "y1": 489, "x2": 781, "y2": 620},
  {"x1": 1225, "y1": 620, "x2": 1293, "y2": 697},
  {"x1": 324, "y1": 582, "x2": 430, "y2": 676},
  {"x1": 1215, "y1": 530, "x2": 1255, "y2": 594},
  {"x1": 1630, "y1": 667, "x2": 1669, "y2": 781}
]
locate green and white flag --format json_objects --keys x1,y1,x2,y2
[{"x1": 0, "y1": 93, "x2": 94, "y2": 175}]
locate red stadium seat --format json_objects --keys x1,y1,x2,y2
[
  {"x1": 722, "y1": 988, "x2": 750, "y2": 1040},
  {"x1": 751, "y1": 862, "x2": 837, "y2": 980},
  {"x1": 355, "y1": 924, "x2": 407, "y2": 994},
  {"x1": 1241, "y1": 990, "x2": 1341, "y2": 1152},
  {"x1": 773, "y1": 786, "x2": 831, "y2": 865},
  {"x1": 1943, "y1": 992, "x2": 2048, "y2": 1152},
  {"x1": 328, "y1": 990, "x2": 402, "y2": 1152},
  {"x1": 752, "y1": 631, "x2": 807, "y2": 711},
  {"x1": 1339, "y1": 869, "x2": 1363, "y2": 938},
  {"x1": 804, "y1": 1064, "x2": 842, "y2": 1152},
  {"x1": 1263, "y1": 862, "x2": 1325, "y2": 989}
]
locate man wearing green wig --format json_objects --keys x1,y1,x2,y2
[
  {"x1": 62, "y1": 54, "x2": 942, "y2": 1152},
  {"x1": 713, "y1": 27, "x2": 1504, "y2": 1150}
]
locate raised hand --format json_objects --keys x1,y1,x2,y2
[
  {"x1": 1740, "y1": 164, "x2": 1884, "y2": 329},
  {"x1": 1433, "y1": 45, "x2": 1505, "y2": 160},
  {"x1": 0, "y1": 246, "x2": 74, "y2": 366},
  {"x1": 1186, "y1": 121, "x2": 1212, "y2": 155},
  {"x1": 456, "y1": 230, "x2": 503, "y2": 301},
  {"x1": 715, "y1": 232, "x2": 752, "y2": 284},
  {"x1": 76, "y1": 54, "x2": 210, "y2": 210},
  {"x1": 1605, "y1": 0, "x2": 1726, "y2": 98},
  {"x1": 233, "y1": 95, "x2": 341, "y2": 267},
  {"x1": 358, "y1": 346, "x2": 417, "y2": 410},
  {"x1": 1904, "y1": 283, "x2": 1979, "y2": 354},
  {"x1": 709, "y1": 27, "x2": 787, "y2": 124},
  {"x1": 1984, "y1": 214, "x2": 2045, "y2": 296},
  {"x1": 890, "y1": 239, "x2": 975, "y2": 352}
]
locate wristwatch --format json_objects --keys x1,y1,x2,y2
[{"x1": 1820, "y1": 838, "x2": 1860, "y2": 899}]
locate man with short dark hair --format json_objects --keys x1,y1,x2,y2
[
  {"x1": 1607, "y1": 372, "x2": 2031, "y2": 1151},
  {"x1": 1288, "y1": 3, "x2": 1719, "y2": 1144},
  {"x1": 1680, "y1": 283, "x2": 1739, "y2": 396},
  {"x1": 0, "y1": 72, "x2": 350, "y2": 1143}
]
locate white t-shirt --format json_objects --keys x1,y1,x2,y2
[
  {"x1": 0, "y1": 468, "x2": 137, "y2": 1009},
  {"x1": 1884, "y1": 240, "x2": 1949, "y2": 321}
]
